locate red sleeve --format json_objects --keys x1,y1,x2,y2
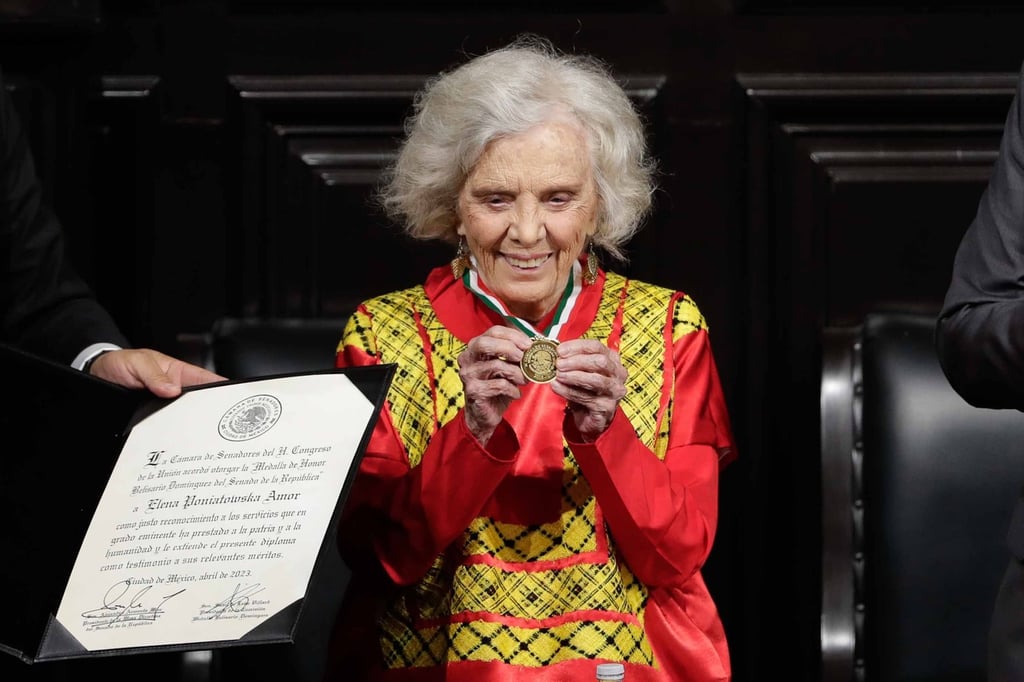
[
  {"x1": 335, "y1": 307, "x2": 519, "y2": 586},
  {"x1": 565, "y1": 326, "x2": 732, "y2": 588}
]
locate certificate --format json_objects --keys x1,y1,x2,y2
[{"x1": 47, "y1": 370, "x2": 388, "y2": 654}]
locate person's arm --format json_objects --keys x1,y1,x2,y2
[
  {"x1": 72, "y1": 342, "x2": 123, "y2": 371},
  {"x1": 0, "y1": 71, "x2": 224, "y2": 395},
  {"x1": 566, "y1": 309, "x2": 733, "y2": 589},
  {"x1": 0, "y1": 69, "x2": 129, "y2": 363},
  {"x1": 937, "y1": 62, "x2": 1024, "y2": 410},
  {"x1": 335, "y1": 305, "x2": 518, "y2": 586}
]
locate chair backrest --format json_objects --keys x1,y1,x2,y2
[
  {"x1": 821, "y1": 312, "x2": 1024, "y2": 682},
  {"x1": 204, "y1": 316, "x2": 347, "y2": 378}
]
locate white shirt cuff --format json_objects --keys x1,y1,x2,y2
[{"x1": 72, "y1": 343, "x2": 123, "y2": 371}]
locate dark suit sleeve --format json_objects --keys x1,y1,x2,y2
[
  {"x1": 937, "y1": 61, "x2": 1024, "y2": 410},
  {"x1": 0, "y1": 70, "x2": 128, "y2": 365}
]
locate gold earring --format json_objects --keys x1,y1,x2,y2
[
  {"x1": 451, "y1": 238, "x2": 470, "y2": 280},
  {"x1": 583, "y1": 241, "x2": 598, "y2": 285}
]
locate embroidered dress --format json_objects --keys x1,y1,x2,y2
[{"x1": 330, "y1": 264, "x2": 735, "y2": 681}]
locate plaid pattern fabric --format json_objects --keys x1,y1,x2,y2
[{"x1": 349, "y1": 273, "x2": 701, "y2": 670}]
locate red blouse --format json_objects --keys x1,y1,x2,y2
[{"x1": 329, "y1": 265, "x2": 735, "y2": 682}]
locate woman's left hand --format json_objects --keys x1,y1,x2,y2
[{"x1": 550, "y1": 339, "x2": 627, "y2": 442}]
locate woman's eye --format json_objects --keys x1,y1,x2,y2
[{"x1": 548, "y1": 194, "x2": 571, "y2": 206}]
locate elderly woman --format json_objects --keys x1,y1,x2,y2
[{"x1": 330, "y1": 37, "x2": 735, "y2": 681}]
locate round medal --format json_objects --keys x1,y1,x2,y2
[{"x1": 520, "y1": 337, "x2": 559, "y2": 383}]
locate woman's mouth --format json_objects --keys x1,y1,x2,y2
[{"x1": 504, "y1": 254, "x2": 550, "y2": 269}]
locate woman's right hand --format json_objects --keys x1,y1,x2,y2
[{"x1": 458, "y1": 326, "x2": 532, "y2": 445}]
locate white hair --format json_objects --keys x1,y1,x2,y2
[{"x1": 378, "y1": 35, "x2": 656, "y2": 261}]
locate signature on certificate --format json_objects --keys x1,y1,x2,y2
[
  {"x1": 81, "y1": 579, "x2": 185, "y2": 627},
  {"x1": 197, "y1": 582, "x2": 266, "y2": 620}
]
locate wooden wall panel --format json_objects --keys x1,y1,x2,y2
[
  {"x1": 225, "y1": 74, "x2": 666, "y2": 319},
  {"x1": 739, "y1": 71, "x2": 1014, "y2": 420},
  {"x1": 821, "y1": 151, "x2": 995, "y2": 325},
  {"x1": 742, "y1": 0, "x2": 1020, "y2": 9},
  {"x1": 226, "y1": 75, "x2": 434, "y2": 317},
  {"x1": 81, "y1": 76, "x2": 161, "y2": 345},
  {"x1": 226, "y1": 0, "x2": 670, "y2": 10},
  {"x1": 739, "y1": 71, "x2": 1015, "y2": 417},
  {"x1": 738, "y1": 71, "x2": 1017, "y2": 678},
  {"x1": 289, "y1": 140, "x2": 450, "y2": 318}
]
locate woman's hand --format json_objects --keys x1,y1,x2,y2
[
  {"x1": 89, "y1": 348, "x2": 226, "y2": 398},
  {"x1": 458, "y1": 326, "x2": 531, "y2": 445},
  {"x1": 551, "y1": 339, "x2": 627, "y2": 441}
]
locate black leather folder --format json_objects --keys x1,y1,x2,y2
[{"x1": 0, "y1": 343, "x2": 393, "y2": 666}]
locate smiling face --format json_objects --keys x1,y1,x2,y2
[{"x1": 456, "y1": 119, "x2": 599, "y2": 324}]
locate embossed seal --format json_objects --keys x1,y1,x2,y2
[
  {"x1": 218, "y1": 394, "x2": 283, "y2": 442},
  {"x1": 520, "y1": 337, "x2": 559, "y2": 384}
]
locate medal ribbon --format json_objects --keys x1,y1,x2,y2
[{"x1": 462, "y1": 258, "x2": 582, "y2": 340}]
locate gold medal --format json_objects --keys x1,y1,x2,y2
[{"x1": 520, "y1": 337, "x2": 559, "y2": 383}]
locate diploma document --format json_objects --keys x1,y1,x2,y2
[{"x1": 0, "y1": 343, "x2": 392, "y2": 663}]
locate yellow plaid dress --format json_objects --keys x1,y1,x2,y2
[{"x1": 335, "y1": 266, "x2": 730, "y2": 681}]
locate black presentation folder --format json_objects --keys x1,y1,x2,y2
[{"x1": 0, "y1": 343, "x2": 393, "y2": 665}]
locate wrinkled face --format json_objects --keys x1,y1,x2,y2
[{"x1": 456, "y1": 119, "x2": 599, "y2": 324}]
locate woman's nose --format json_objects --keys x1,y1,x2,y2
[{"x1": 509, "y1": 203, "x2": 544, "y2": 245}]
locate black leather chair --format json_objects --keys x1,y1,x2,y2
[
  {"x1": 186, "y1": 316, "x2": 348, "y2": 378},
  {"x1": 178, "y1": 316, "x2": 350, "y2": 682},
  {"x1": 820, "y1": 312, "x2": 1024, "y2": 682}
]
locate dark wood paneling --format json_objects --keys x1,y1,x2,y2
[
  {"x1": 226, "y1": 0, "x2": 671, "y2": 10},
  {"x1": 0, "y1": 0, "x2": 99, "y2": 23},
  {"x1": 742, "y1": 1, "x2": 1020, "y2": 10},
  {"x1": 739, "y1": 70, "x2": 1016, "y2": 412},
  {"x1": 226, "y1": 75, "x2": 430, "y2": 317},
  {"x1": 286, "y1": 136, "x2": 450, "y2": 317},
  {"x1": 821, "y1": 146, "x2": 995, "y2": 325},
  {"x1": 80, "y1": 75, "x2": 161, "y2": 344},
  {"x1": 739, "y1": 70, "x2": 1016, "y2": 679},
  {"x1": 226, "y1": 73, "x2": 666, "y2": 319},
  {"x1": 740, "y1": 71, "x2": 1014, "y2": 406}
]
